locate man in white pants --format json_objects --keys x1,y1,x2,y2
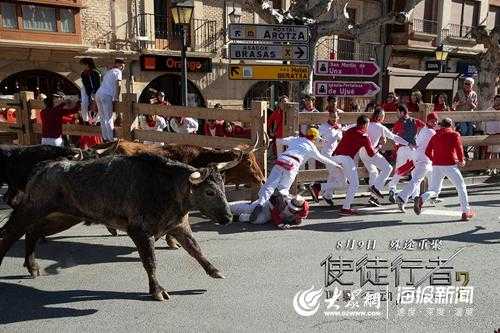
[
  {"x1": 396, "y1": 112, "x2": 438, "y2": 212},
  {"x1": 415, "y1": 118, "x2": 474, "y2": 221},
  {"x1": 318, "y1": 110, "x2": 345, "y2": 207},
  {"x1": 95, "y1": 59, "x2": 124, "y2": 142},
  {"x1": 250, "y1": 128, "x2": 341, "y2": 222},
  {"x1": 331, "y1": 115, "x2": 377, "y2": 216},
  {"x1": 388, "y1": 104, "x2": 425, "y2": 203},
  {"x1": 359, "y1": 107, "x2": 409, "y2": 206}
]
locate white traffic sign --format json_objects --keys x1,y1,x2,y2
[
  {"x1": 229, "y1": 43, "x2": 309, "y2": 61},
  {"x1": 228, "y1": 23, "x2": 310, "y2": 43}
]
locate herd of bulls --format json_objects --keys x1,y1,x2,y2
[{"x1": 0, "y1": 140, "x2": 266, "y2": 301}]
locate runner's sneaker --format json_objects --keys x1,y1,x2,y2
[
  {"x1": 461, "y1": 210, "x2": 475, "y2": 221},
  {"x1": 368, "y1": 196, "x2": 382, "y2": 207},
  {"x1": 396, "y1": 196, "x2": 406, "y2": 213},
  {"x1": 388, "y1": 190, "x2": 396, "y2": 204},
  {"x1": 249, "y1": 204, "x2": 263, "y2": 222},
  {"x1": 413, "y1": 196, "x2": 423, "y2": 215},
  {"x1": 369, "y1": 185, "x2": 384, "y2": 199},
  {"x1": 339, "y1": 208, "x2": 358, "y2": 216},
  {"x1": 323, "y1": 197, "x2": 335, "y2": 208}
]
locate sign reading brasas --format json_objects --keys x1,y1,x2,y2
[
  {"x1": 228, "y1": 23, "x2": 310, "y2": 43},
  {"x1": 229, "y1": 43, "x2": 309, "y2": 61},
  {"x1": 140, "y1": 55, "x2": 212, "y2": 73}
]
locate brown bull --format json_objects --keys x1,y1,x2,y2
[{"x1": 92, "y1": 140, "x2": 265, "y2": 188}]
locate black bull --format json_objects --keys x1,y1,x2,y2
[{"x1": 0, "y1": 154, "x2": 234, "y2": 301}]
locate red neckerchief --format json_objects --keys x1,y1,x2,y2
[{"x1": 327, "y1": 120, "x2": 340, "y2": 129}]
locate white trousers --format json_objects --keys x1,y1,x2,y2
[
  {"x1": 421, "y1": 165, "x2": 470, "y2": 212},
  {"x1": 80, "y1": 86, "x2": 90, "y2": 122},
  {"x1": 95, "y1": 93, "x2": 114, "y2": 141},
  {"x1": 388, "y1": 146, "x2": 415, "y2": 191},
  {"x1": 321, "y1": 164, "x2": 346, "y2": 199},
  {"x1": 41, "y1": 137, "x2": 63, "y2": 147},
  {"x1": 257, "y1": 165, "x2": 297, "y2": 205},
  {"x1": 330, "y1": 155, "x2": 358, "y2": 209},
  {"x1": 359, "y1": 149, "x2": 393, "y2": 191},
  {"x1": 399, "y1": 161, "x2": 432, "y2": 203},
  {"x1": 229, "y1": 201, "x2": 271, "y2": 224}
]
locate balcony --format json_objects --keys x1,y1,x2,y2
[
  {"x1": 95, "y1": 14, "x2": 218, "y2": 54},
  {"x1": 442, "y1": 23, "x2": 476, "y2": 46},
  {"x1": 315, "y1": 37, "x2": 379, "y2": 61},
  {"x1": 137, "y1": 14, "x2": 218, "y2": 54},
  {"x1": 410, "y1": 18, "x2": 438, "y2": 42}
]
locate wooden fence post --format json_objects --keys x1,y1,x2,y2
[
  {"x1": 120, "y1": 93, "x2": 137, "y2": 140},
  {"x1": 283, "y1": 102, "x2": 299, "y2": 195},
  {"x1": 251, "y1": 101, "x2": 268, "y2": 200},
  {"x1": 19, "y1": 91, "x2": 35, "y2": 145}
]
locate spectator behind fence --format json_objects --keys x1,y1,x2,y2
[
  {"x1": 95, "y1": 58, "x2": 125, "y2": 142},
  {"x1": 79, "y1": 58, "x2": 101, "y2": 125},
  {"x1": 169, "y1": 116, "x2": 198, "y2": 134},
  {"x1": 364, "y1": 101, "x2": 376, "y2": 113},
  {"x1": 204, "y1": 103, "x2": 229, "y2": 137},
  {"x1": 382, "y1": 92, "x2": 399, "y2": 112},
  {"x1": 407, "y1": 90, "x2": 422, "y2": 113},
  {"x1": 434, "y1": 93, "x2": 450, "y2": 112},
  {"x1": 300, "y1": 94, "x2": 319, "y2": 136},
  {"x1": 485, "y1": 95, "x2": 500, "y2": 170},
  {"x1": 268, "y1": 95, "x2": 288, "y2": 156},
  {"x1": 325, "y1": 95, "x2": 344, "y2": 113},
  {"x1": 453, "y1": 77, "x2": 478, "y2": 137},
  {"x1": 40, "y1": 92, "x2": 80, "y2": 147},
  {"x1": 350, "y1": 103, "x2": 360, "y2": 112}
]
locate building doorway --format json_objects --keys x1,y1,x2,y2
[
  {"x1": 243, "y1": 81, "x2": 289, "y2": 110},
  {"x1": 0, "y1": 69, "x2": 79, "y2": 97},
  {"x1": 139, "y1": 74, "x2": 205, "y2": 107}
]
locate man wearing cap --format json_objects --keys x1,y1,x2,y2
[
  {"x1": 330, "y1": 115, "x2": 377, "y2": 215},
  {"x1": 40, "y1": 93, "x2": 80, "y2": 146},
  {"x1": 388, "y1": 104, "x2": 425, "y2": 203},
  {"x1": 250, "y1": 127, "x2": 341, "y2": 222},
  {"x1": 396, "y1": 112, "x2": 438, "y2": 212},
  {"x1": 325, "y1": 95, "x2": 344, "y2": 113},
  {"x1": 359, "y1": 107, "x2": 409, "y2": 206},
  {"x1": 415, "y1": 117, "x2": 474, "y2": 221},
  {"x1": 95, "y1": 58, "x2": 125, "y2": 142}
]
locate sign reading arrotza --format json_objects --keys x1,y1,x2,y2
[
  {"x1": 229, "y1": 43, "x2": 309, "y2": 61},
  {"x1": 228, "y1": 23, "x2": 310, "y2": 43},
  {"x1": 229, "y1": 64, "x2": 310, "y2": 81}
]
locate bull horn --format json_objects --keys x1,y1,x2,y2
[
  {"x1": 71, "y1": 148, "x2": 84, "y2": 160},
  {"x1": 189, "y1": 170, "x2": 208, "y2": 185},
  {"x1": 240, "y1": 131, "x2": 260, "y2": 154},
  {"x1": 95, "y1": 141, "x2": 118, "y2": 156},
  {"x1": 263, "y1": 130, "x2": 271, "y2": 150},
  {"x1": 215, "y1": 149, "x2": 243, "y2": 172}
]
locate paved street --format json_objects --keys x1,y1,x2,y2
[{"x1": 0, "y1": 181, "x2": 499, "y2": 332}]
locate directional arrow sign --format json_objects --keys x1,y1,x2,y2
[
  {"x1": 315, "y1": 60, "x2": 380, "y2": 77},
  {"x1": 228, "y1": 23, "x2": 310, "y2": 43},
  {"x1": 314, "y1": 81, "x2": 380, "y2": 97},
  {"x1": 229, "y1": 44, "x2": 309, "y2": 61},
  {"x1": 229, "y1": 64, "x2": 310, "y2": 81}
]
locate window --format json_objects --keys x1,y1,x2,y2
[
  {"x1": 1, "y1": 2, "x2": 17, "y2": 29},
  {"x1": 60, "y1": 8, "x2": 75, "y2": 33},
  {"x1": 22, "y1": 5, "x2": 56, "y2": 32}
]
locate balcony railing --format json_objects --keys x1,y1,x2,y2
[
  {"x1": 412, "y1": 18, "x2": 438, "y2": 35},
  {"x1": 136, "y1": 14, "x2": 218, "y2": 53},
  {"x1": 443, "y1": 23, "x2": 474, "y2": 39},
  {"x1": 315, "y1": 37, "x2": 379, "y2": 61}
]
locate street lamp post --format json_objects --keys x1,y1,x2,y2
[
  {"x1": 435, "y1": 44, "x2": 449, "y2": 73},
  {"x1": 171, "y1": 1, "x2": 194, "y2": 106}
]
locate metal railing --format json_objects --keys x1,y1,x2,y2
[
  {"x1": 443, "y1": 23, "x2": 474, "y2": 39},
  {"x1": 412, "y1": 18, "x2": 438, "y2": 35},
  {"x1": 315, "y1": 37, "x2": 379, "y2": 61},
  {"x1": 135, "y1": 14, "x2": 218, "y2": 53}
]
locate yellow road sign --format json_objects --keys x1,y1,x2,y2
[{"x1": 228, "y1": 64, "x2": 310, "y2": 81}]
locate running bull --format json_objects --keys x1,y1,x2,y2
[{"x1": 0, "y1": 153, "x2": 234, "y2": 301}]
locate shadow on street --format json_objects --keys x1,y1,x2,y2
[{"x1": 0, "y1": 282, "x2": 206, "y2": 324}]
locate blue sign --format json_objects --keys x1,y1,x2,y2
[{"x1": 457, "y1": 62, "x2": 478, "y2": 76}]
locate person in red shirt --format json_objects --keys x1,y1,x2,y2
[
  {"x1": 433, "y1": 93, "x2": 450, "y2": 112},
  {"x1": 406, "y1": 90, "x2": 422, "y2": 112},
  {"x1": 331, "y1": 115, "x2": 376, "y2": 215},
  {"x1": 268, "y1": 95, "x2": 288, "y2": 155},
  {"x1": 40, "y1": 92, "x2": 80, "y2": 147},
  {"x1": 416, "y1": 117, "x2": 474, "y2": 221},
  {"x1": 388, "y1": 104, "x2": 425, "y2": 203},
  {"x1": 381, "y1": 92, "x2": 398, "y2": 112}
]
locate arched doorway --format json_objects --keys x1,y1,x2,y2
[
  {"x1": 0, "y1": 70, "x2": 79, "y2": 98},
  {"x1": 139, "y1": 74, "x2": 206, "y2": 107},
  {"x1": 243, "y1": 81, "x2": 289, "y2": 110}
]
